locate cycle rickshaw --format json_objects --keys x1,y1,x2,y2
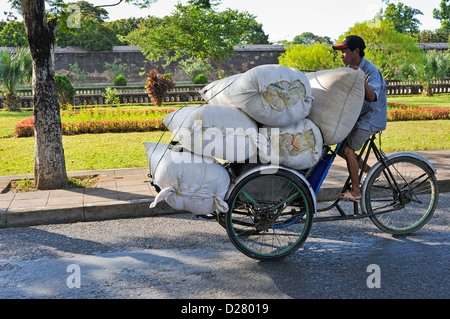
[{"x1": 208, "y1": 133, "x2": 439, "y2": 261}]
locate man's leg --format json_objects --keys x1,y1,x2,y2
[
  {"x1": 337, "y1": 128, "x2": 373, "y2": 202},
  {"x1": 341, "y1": 144, "x2": 362, "y2": 201}
]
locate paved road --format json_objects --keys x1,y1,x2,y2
[{"x1": 0, "y1": 193, "x2": 448, "y2": 301}]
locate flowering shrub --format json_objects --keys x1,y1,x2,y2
[
  {"x1": 61, "y1": 119, "x2": 165, "y2": 135},
  {"x1": 61, "y1": 108, "x2": 176, "y2": 121},
  {"x1": 13, "y1": 104, "x2": 448, "y2": 138},
  {"x1": 14, "y1": 108, "x2": 176, "y2": 137},
  {"x1": 387, "y1": 103, "x2": 450, "y2": 121},
  {"x1": 14, "y1": 116, "x2": 34, "y2": 137}
]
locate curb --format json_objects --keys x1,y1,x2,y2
[{"x1": 2, "y1": 181, "x2": 448, "y2": 229}]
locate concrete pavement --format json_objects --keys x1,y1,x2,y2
[{"x1": 0, "y1": 149, "x2": 449, "y2": 228}]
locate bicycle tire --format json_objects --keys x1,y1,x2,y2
[
  {"x1": 363, "y1": 155, "x2": 439, "y2": 235},
  {"x1": 225, "y1": 169, "x2": 314, "y2": 260}
]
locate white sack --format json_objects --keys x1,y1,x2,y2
[
  {"x1": 144, "y1": 142, "x2": 230, "y2": 215},
  {"x1": 162, "y1": 104, "x2": 266, "y2": 162},
  {"x1": 306, "y1": 67, "x2": 365, "y2": 145},
  {"x1": 200, "y1": 64, "x2": 313, "y2": 127},
  {"x1": 260, "y1": 119, "x2": 323, "y2": 170}
]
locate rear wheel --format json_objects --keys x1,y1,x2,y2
[
  {"x1": 226, "y1": 170, "x2": 314, "y2": 260},
  {"x1": 363, "y1": 155, "x2": 438, "y2": 235}
]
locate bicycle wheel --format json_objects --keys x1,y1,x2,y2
[
  {"x1": 363, "y1": 155, "x2": 439, "y2": 235},
  {"x1": 225, "y1": 170, "x2": 314, "y2": 260}
]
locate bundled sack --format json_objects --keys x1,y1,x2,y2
[
  {"x1": 200, "y1": 64, "x2": 314, "y2": 127},
  {"x1": 260, "y1": 119, "x2": 323, "y2": 170},
  {"x1": 162, "y1": 104, "x2": 266, "y2": 162},
  {"x1": 306, "y1": 67, "x2": 365, "y2": 145},
  {"x1": 144, "y1": 142, "x2": 230, "y2": 215}
]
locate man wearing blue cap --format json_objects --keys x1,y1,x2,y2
[{"x1": 332, "y1": 35, "x2": 387, "y2": 202}]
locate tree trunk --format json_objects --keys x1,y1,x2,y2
[
  {"x1": 422, "y1": 82, "x2": 433, "y2": 97},
  {"x1": 21, "y1": 0, "x2": 68, "y2": 189},
  {"x1": 5, "y1": 93, "x2": 21, "y2": 112}
]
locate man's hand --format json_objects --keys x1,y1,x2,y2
[{"x1": 350, "y1": 66, "x2": 376, "y2": 102}]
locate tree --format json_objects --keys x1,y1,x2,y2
[
  {"x1": 292, "y1": 32, "x2": 332, "y2": 45},
  {"x1": 381, "y1": 0, "x2": 423, "y2": 34},
  {"x1": 103, "y1": 17, "x2": 145, "y2": 45},
  {"x1": 339, "y1": 19, "x2": 423, "y2": 79},
  {"x1": 401, "y1": 50, "x2": 450, "y2": 96},
  {"x1": 10, "y1": 0, "x2": 157, "y2": 190},
  {"x1": 56, "y1": 17, "x2": 122, "y2": 50},
  {"x1": 126, "y1": 1, "x2": 269, "y2": 80},
  {"x1": 0, "y1": 21, "x2": 28, "y2": 47},
  {"x1": 433, "y1": 0, "x2": 450, "y2": 32},
  {"x1": 417, "y1": 29, "x2": 449, "y2": 43},
  {"x1": 55, "y1": 1, "x2": 122, "y2": 50},
  {"x1": 0, "y1": 47, "x2": 31, "y2": 111}
]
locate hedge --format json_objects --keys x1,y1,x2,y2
[
  {"x1": 387, "y1": 103, "x2": 450, "y2": 121},
  {"x1": 14, "y1": 116, "x2": 166, "y2": 137}
]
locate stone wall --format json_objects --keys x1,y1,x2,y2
[{"x1": 54, "y1": 45, "x2": 286, "y2": 84}]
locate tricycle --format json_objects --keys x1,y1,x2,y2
[{"x1": 206, "y1": 133, "x2": 439, "y2": 260}]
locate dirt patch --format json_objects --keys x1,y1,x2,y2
[{"x1": 2, "y1": 175, "x2": 100, "y2": 193}]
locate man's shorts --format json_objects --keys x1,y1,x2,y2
[{"x1": 344, "y1": 128, "x2": 375, "y2": 151}]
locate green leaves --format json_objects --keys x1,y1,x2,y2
[
  {"x1": 278, "y1": 43, "x2": 341, "y2": 72},
  {"x1": 125, "y1": 2, "x2": 268, "y2": 80}
]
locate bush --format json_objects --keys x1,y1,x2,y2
[
  {"x1": 55, "y1": 74, "x2": 75, "y2": 107},
  {"x1": 194, "y1": 73, "x2": 208, "y2": 84},
  {"x1": 145, "y1": 70, "x2": 175, "y2": 106},
  {"x1": 102, "y1": 87, "x2": 120, "y2": 106},
  {"x1": 13, "y1": 114, "x2": 167, "y2": 137},
  {"x1": 114, "y1": 75, "x2": 127, "y2": 87},
  {"x1": 278, "y1": 43, "x2": 341, "y2": 71}
]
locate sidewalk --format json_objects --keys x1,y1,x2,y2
[{"x1": 1, "y1": 149, "x2": 449, "y2": 228}]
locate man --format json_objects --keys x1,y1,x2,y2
[{"x1": 332, "y1": 35, "x2": 387, "y2": 202}]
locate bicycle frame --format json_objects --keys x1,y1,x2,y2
[{"x1": 305, "y1": 134, "x2": 384, "y2": 220}]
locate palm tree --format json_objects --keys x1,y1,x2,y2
[
  {"x1": 401, "y1": 50, "x2": 450, "y2": 96},
  {"x1": 0, "y1": 47, "x2": 32, "y2": 111}
]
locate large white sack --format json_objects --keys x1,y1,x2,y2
[
  {"x1": 200, "y1": 64, "x2": 314, "y2": 127},
  {"x1": 306, "y1": 67, "x2": 365, "y2": 145},
  {"x1": 144, "y1": 142, "x2": 230, "y2": 215},
  {"x1": 260, "y1": 119, "x2": 323, "y2": 170},
  {"x1": 162, "y1": 104, "x2": 266, "y2": 162}
]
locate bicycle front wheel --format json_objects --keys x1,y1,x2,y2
[
  {"x1": 363, "y1": 155, "x2": 439, "y2": 235},
  {"x1": 225, "y1": 170, "x2": 314, "y2": 260}
]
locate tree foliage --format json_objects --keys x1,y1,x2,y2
[
  {"x1": 381, "y1": 0, "x2": 423, "y2": 34},
  {"x1": 433, "y1": 0, "x2": 450, "y2": 32},
  {"x1": 125, "y1": 1, "x2": 269, "y2": 79},
  {"x1": 292, "y1": 32, "x2": 332, "y2": 45},
  {"x1": 401, "y1": 50, "x2": 450, "y2": 95},
  {"x1": 339, "y1": 20, "x2": 423, "y2": 79},
  {"x1": 0, "y1": 47, "x2": 31, "y2": 111},
  {"x1": 0, "y1": 21, "x2": 28, "y2": 47},
  {"x1": 278, "y1": 43, "x2": 341, "y2": 71}
]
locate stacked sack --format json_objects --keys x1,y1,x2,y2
[
  {"x1": 201, "y1": 64, "x2": 323, "y2": 170},
  {"x1": 162, "y1": 104, "x2": 266, "y2": 162},
  {"x1": 144, "y1": 142, "x2": 230, "y2": 215},
  {"x1": 145, "y1": 65, "x2": 365, "y2": 215},
  {"x1": 306, "y1": 67, "x2": 365, "y2": 145}
]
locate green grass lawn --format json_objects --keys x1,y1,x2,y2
[
  {"x1": 387, "y1": 93, "x2": 450, "y2": 108},
  {"x1": 1, "y1": 97, "x2": 449, "y2": 176}
]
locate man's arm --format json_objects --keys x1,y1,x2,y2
[
  {"x1": 364, "y1": 81, "x2": 376, "y2": 102},
  {"x1": 350, "y1": 65, "x2": 378, "y2": 102}
]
